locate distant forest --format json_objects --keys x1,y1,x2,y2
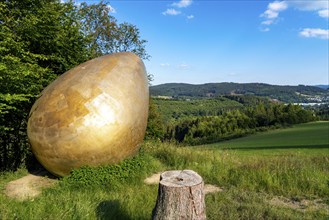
[
  {"x1": 147, "y1": 95, "x2": 325, "y2": 145},
  {"x1": 150, "y1": 82, "x2": 329, "y2": 103}
]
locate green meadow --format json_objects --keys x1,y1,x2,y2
[
  {"x1": 1, "y1": 122, "x2": 328, "y2": 219},
  {"x1": 205, "y1": 121, "x2": 329, "y2": 155}
]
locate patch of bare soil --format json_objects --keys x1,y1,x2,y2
[
  {"x1": 144, "y1": 172, "x2": 161, "y2": 185},
  {"x1": 204, "y1": 184, "x2": 223, "y2": 194},
  {"x1": 144, "y1": 172, "x2": 223, "y2": 194},
  {"x1": 4, "y1": 170, "x2": 57, "y2": 201},
  {"x1": 268, "y1": 196, "x2": 329, "y2": 213}
]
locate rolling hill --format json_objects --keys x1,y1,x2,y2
[{"x1": 150, "y1": 82, "x2": 329, "y2": 103}]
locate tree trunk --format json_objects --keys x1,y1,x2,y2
[{"x1": 152, "y1": 170, "x2": 206, "y2": 220}]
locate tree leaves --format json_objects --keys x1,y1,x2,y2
[
  {"x1": 0, "y1": 0, "x2": 150, "y2": 171},
  {"x1": 78, "y1": 1, "x2": 150, "y2": 60}
]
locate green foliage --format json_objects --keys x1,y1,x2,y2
[
  {"x1": 145, "y1": 98, "x2": 164, "y2": 140},
  {"x1": 0, "y1": 0, "x2": 84, "y2": 171},
  {"x1": 311, "y1": 104, "x2": 329, "y2": 120},
  {"x1": 1, "y1": 0, "x2": 88, "y2": 75},
  {"x1": 78, "y1": 1, "x2": 149, "y2": 60},
  {"x1": 154, "y1": 96, "x2": 243, "y2": 123},
  {"x1": 160, "y1": 99, "x2": 316, "y2": 145},
  {"x1": 61, "y1": 152, "x2": 150, "y2": 188}
]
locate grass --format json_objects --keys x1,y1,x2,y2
[
  {"x1": 0, "y1": 121, "x2": 328, "y2": 219},
  {"x1": 206, "y1": 121, "x2": 329, "y2": 149}
]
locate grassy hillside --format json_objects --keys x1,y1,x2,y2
[
  {"x1": 0, "y1": 122, "x2": 328, "y2": 219},
  {"x1": 150, "y1": 82, "x2": 328, "y2": 103},
  {"x1": 206, "y1": 121, "x2": 329, "y2": 151}
]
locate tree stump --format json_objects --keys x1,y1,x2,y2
[{"x1": 152, "y1": 170, "x2": 206, "y2": 220}]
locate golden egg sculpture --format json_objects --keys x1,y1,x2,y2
[{"x1": 27, "y1": 52, "x2": 149, "y2": 177}]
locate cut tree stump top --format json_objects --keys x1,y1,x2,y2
[
  {"x1": 160, "y1": 170, "x2": 203, "y2": 187},
  {"x1": 152, "y1": 170, "x2": 206, "y2": 220}
]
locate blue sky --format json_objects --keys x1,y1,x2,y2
[{"x1": 82, "y1": 0, "x2": 328, "y2": 86}]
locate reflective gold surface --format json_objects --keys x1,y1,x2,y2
[{"x1": 27, "y1": 52, "x2": 149, "y2": 177}]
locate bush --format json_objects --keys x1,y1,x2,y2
[{"x1": 61, "y1": 150, "x2": 153, "y2": 188}]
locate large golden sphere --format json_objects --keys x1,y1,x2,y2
[{"x1": 27, "y1": 52, "x2": 149, "y2": 177}]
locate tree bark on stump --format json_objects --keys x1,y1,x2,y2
[{"x1": 152, "y1": 170, "x2": 206, "y2": 220}]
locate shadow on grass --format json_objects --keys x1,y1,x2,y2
[
  {"x1": 26, "y1": 154, "x2": 58, "y2": 179},
  {"x1": 96, "y1": 200, "x2": 131, "y2": 220},
  {"x1": 28, "y1": 168, "x2": 58, "y2": 179},
  {"x1": 223, "y1": 144, "x2": 329, "y2": 151}
]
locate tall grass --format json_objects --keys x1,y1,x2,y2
[
  {"x1": 1, "y1": 122, "x2": 328, "y2": 219},
  {"x1": 146, "y1": 142, "x2": 329, "y2": 198}
]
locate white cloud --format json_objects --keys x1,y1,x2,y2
[
  {"x1": 163, "y1": 0, "x2": 192, "y2": 17},
  {"x1": 172, "y1": 0, "x2": 192, "y2": 8},
  {"x1": 178, "y1": 63, "x2": 190, "y2": 69},
  {"x1": 107, "y1": 4, "x2": 116, "y2": 13},
  {"x1": 262, "y1": 9, "x2": 279, "y2": 19},
  {"x1": 261, "y1": 20, "x2": 274, "y2": 25},
  {"x1": 287, "y1": 0, "x2": 329, "y2": 20},
  {"x1": 318, "y1": 9, "x2": 329, "y2": 18},
  {"x1": 162, "y1": 8, "x2": 181, "y2": 16},
  {"x1": 260, "y1": 27, "x2": 270, "y2": 32},
  {"x1": 299, "y1": 28, "x2": 329, "y2": 40},
  {"x1": 268, "y1": 1, "x2": 288, "y2": 12},
  {"x1": 286, "y1": 0, "x2": 328, "y2": 11},
  {"x1": 260, "y1": 0, "x2": 328, "y2": 35},
  {"x1": 160, "y1": 63, "x2": 170, "y2": 67},
  {"x1": 260, "y1": 1, "x2": 288, "y2": 27}
]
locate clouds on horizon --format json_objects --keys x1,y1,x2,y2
[
  {"x1": 160, "y1": 63, "x2": 191, "y2": 70},
  {"x1": 178, "y1": 63, "x2": 190, "y2": 70},
  {"x1": 260, "y1": 0, "x2": 328, "y2": 39}
]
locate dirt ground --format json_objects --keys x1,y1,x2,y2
[
  {"x1": 4, "y1": 169, "x2": 57, "y2": 201},
  {"x1": 268, "y1": 196, "x2": 329, "y2": 213}
]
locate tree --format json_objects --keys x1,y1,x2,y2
[
  {"x1": 2, "y1": 0, "x2": 89, "y2": 75},
  {"x1": 145, "y1": 98, "x2": 164, "y2": 140},
  {"x1": 78, "y1": 1, "x2": 150, "y2": 60},
  {"x1": 0, "y1": 0, "x2": 57, "y2": 170}
]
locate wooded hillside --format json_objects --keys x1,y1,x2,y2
[{"x1": 150, "y1": 83, "x2": 328, "y2": 103}]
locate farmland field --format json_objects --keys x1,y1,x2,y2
[
  {"x1": 0, "y1": 122, "x2": 328, "y2": 219},
  {"x1": 205, "y1": 121, "x2": 329, "y2": 155}
]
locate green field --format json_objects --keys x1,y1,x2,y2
[
  {"x1": 205, "y1": 121, "x2": 329, "y2": 155},
  {"x1": 0, "y1": 122, "x2": 328, "y2": 219}
]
